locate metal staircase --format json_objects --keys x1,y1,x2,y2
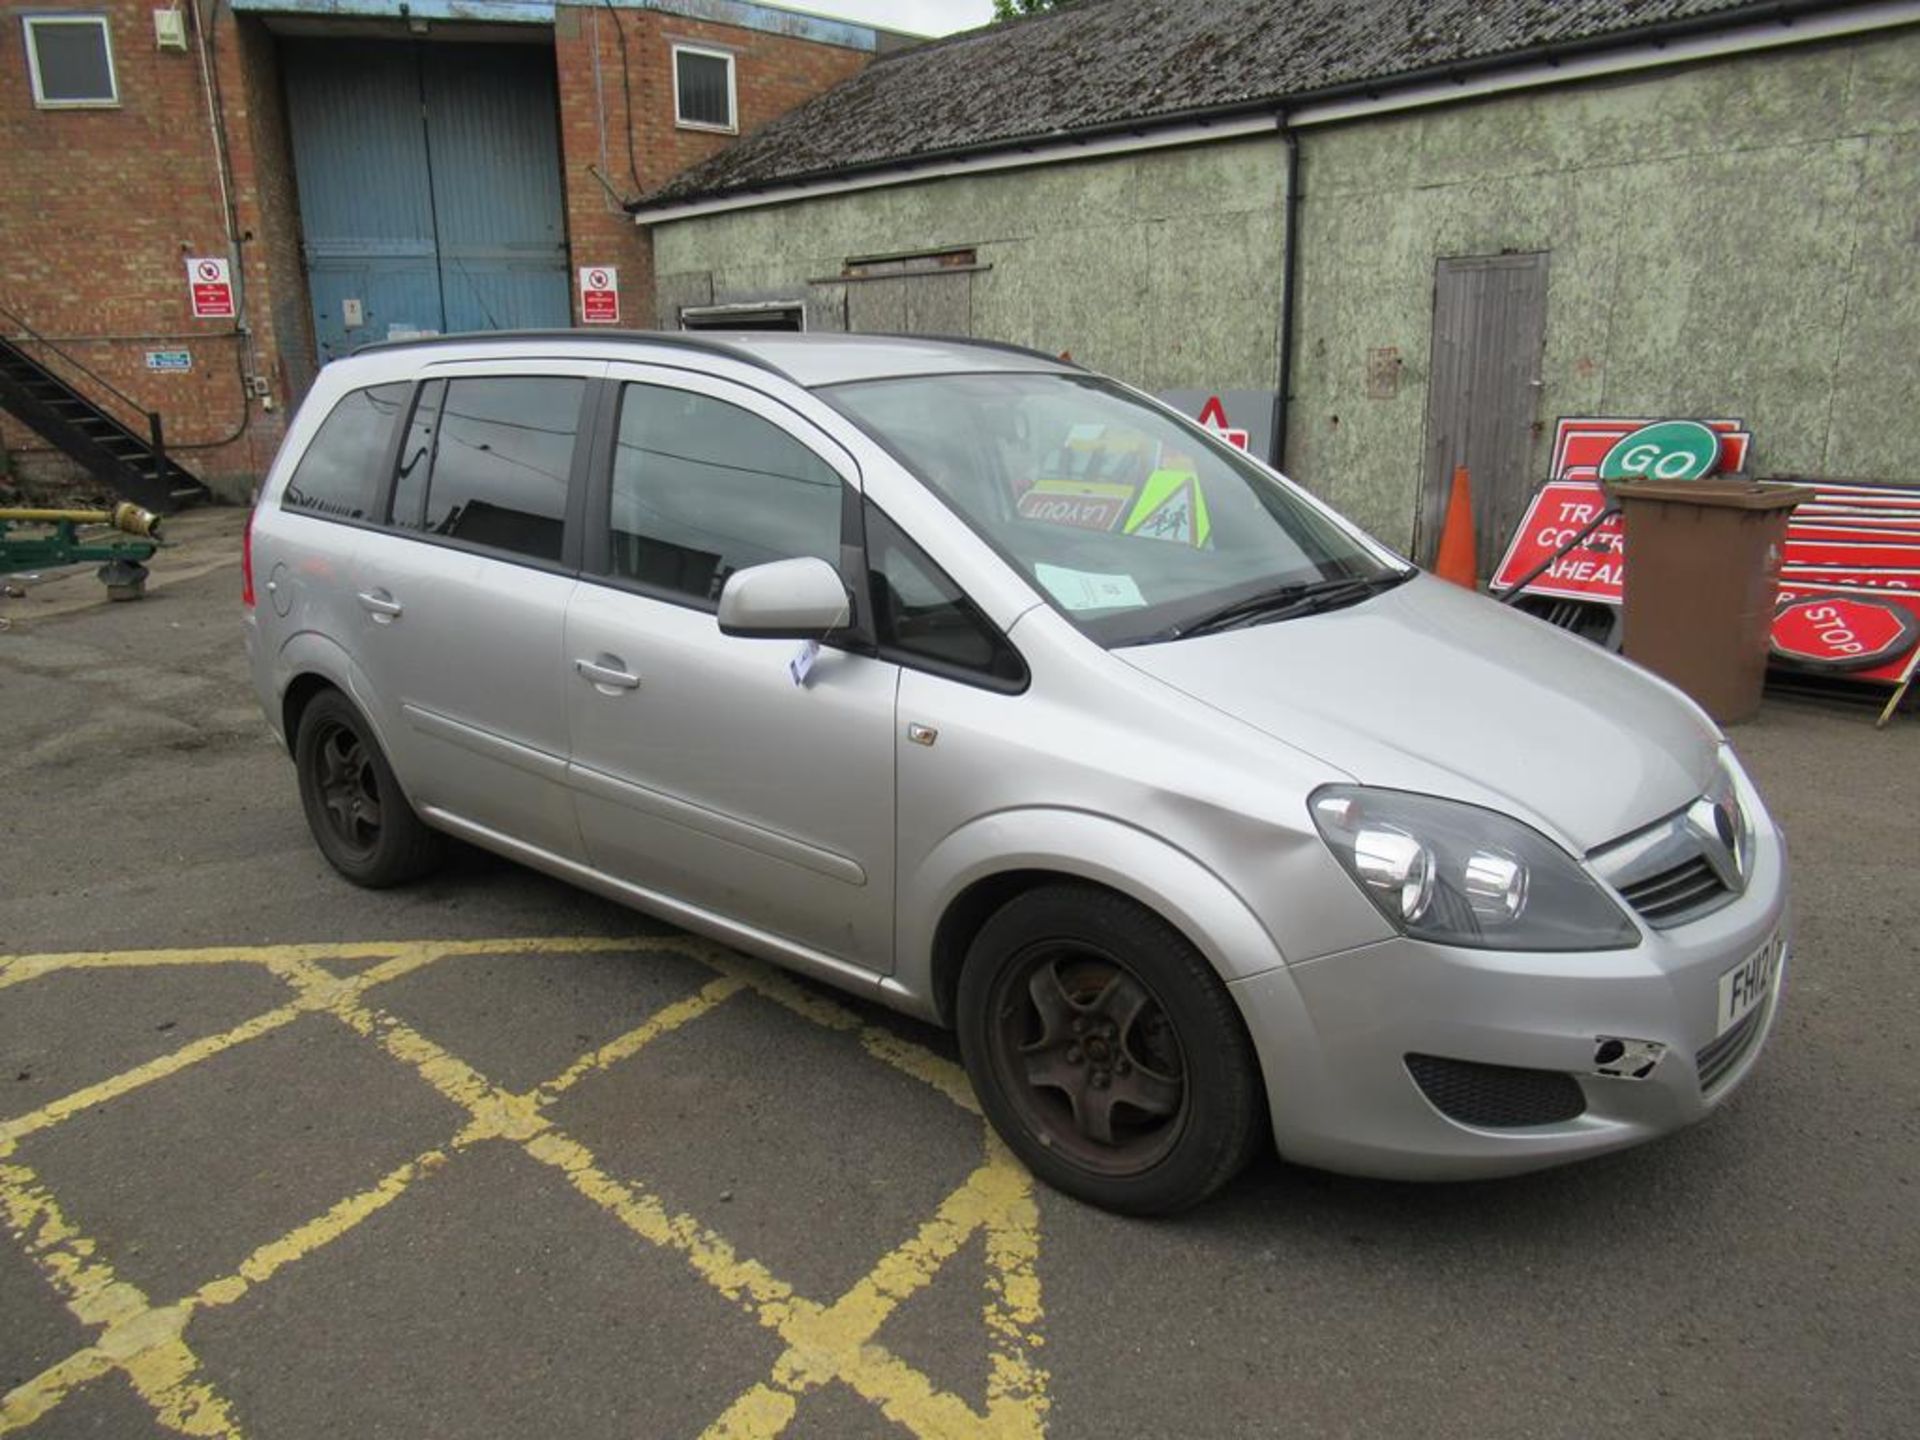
[{"x1": 0, "y1": 304, "x2": 211, "y2": 514}]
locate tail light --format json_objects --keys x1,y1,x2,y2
[{"x1": 241, "y1": 509, "x2": 256, "y2": 608}]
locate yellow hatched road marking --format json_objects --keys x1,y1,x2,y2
[
  {"x1": 0, "y1": 1164, "x2": 241, "y2": 1437},
  {"x1": 0, "y1": 936, "x2": 1051, "y2": 1438}
]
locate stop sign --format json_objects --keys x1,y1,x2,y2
[{"x1": 1771, "y1": 596, "x2": 1920, "y2": 671}]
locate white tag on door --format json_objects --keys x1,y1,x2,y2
[{"x1": 789, "y1": 639, "x2": 821, "y2": 687}]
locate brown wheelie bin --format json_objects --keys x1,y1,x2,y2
[{"x1": 1605, "y1": 477, "x2": 1814, "y2": 724}]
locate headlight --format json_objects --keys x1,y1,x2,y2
[
  {"x1": 1310, "y1": 786, "x2": 1640, "y2": 951},
  {"x1": 1715, "y1": 745, "x2": 1755, "y2": 882}
]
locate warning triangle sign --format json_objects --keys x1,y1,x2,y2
[
  {"x1": 1132, "y1": 482, "x2": 1196, "y2": 543},
  {"x1": 1124, "y1": 468, "x2": 1212, "y2": 547}
]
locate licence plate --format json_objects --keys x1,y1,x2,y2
[{"x1": 1716, "y1": 932, "x2": 1782, "y2": 1036}]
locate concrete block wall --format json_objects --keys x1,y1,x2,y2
[
  {"x1": 1286, "y1": 27, "x2": 1920, "y2": 550},
  {"x1": 652, "y1": 26, "x2": 1920, "y2": 556},
  {"x1": 652, "y1": 134, "x2": 1289, "y2": 390}
]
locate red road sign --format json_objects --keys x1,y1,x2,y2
[
  {"x1": 1495, "y1": 480, "x2": 1920, "y2": 603},
  {"x1": 1488, "y1": 480, "x2": 1625, "y2": 601},
  {"x1": 186, "y1": 257, "x2": 234, "y2": 319},
  {"x1": 1494, "y1": 468, "x2": 1920, "y2": 686},
  {"x1": 1196, "y1": 395, "x2": 1250, "y2": 451},
  {"x1": 579, "y1": 266, "x2": 619, "y2": 325},
  {"x1": 1773, "y1": 590, "x2": 1920, "y2": 678}
]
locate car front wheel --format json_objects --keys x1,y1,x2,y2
[{"x1": 956, "y1": 884, "x2": 1265, "y2": 1215}]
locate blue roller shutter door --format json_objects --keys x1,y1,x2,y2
[{"x1": 285, "y1": 41, "x2": 570, "y2": 363}]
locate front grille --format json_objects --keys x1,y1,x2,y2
[
  {"x1": 1696, "y1": 1005, "x2": 1766, "y2": 1092},
  {"x1": 1619, "y1": 855, "x2": 1731, "y2": 927},
  {"x1": 1405, "y1": 1054, "x2": 1587, "y2": 1129}
]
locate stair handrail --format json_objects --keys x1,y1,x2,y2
[{"x1": 0, "y1": 299, "x2": 160, "y2": 436}]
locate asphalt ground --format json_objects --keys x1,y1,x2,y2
[{"x1": 1, "y1": 538, "x2": 1916, "y2": 1439}]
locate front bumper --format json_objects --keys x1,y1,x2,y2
[{"x1": 1230, "y1": 800, "x2": 1790, "y2": 1182}]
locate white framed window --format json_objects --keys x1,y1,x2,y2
[
  {"x1": 672, "y1": 44, "x2": 736, "y2": 133},
  {"x1": 23, "y1": 15, "x2": 118, "y2": 108}
]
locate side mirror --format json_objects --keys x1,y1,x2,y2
[{"x1": 717, "y1": 556, "x2": 851, "y2": 639}]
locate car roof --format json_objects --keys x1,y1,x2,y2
[{"x1": 347, "y1": 329, "x2": 1080, "y2": 388}]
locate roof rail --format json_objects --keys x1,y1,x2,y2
[
  {"x1": 347, "y1": 328, "x2": 792, "y2": 380},
  {"x1": 870, "y1": 333, "x2": 1085, "y2": 369}
]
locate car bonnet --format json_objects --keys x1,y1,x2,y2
[{"x1": 1117, "y1": 573, "x2": 1721, "y2": 853}]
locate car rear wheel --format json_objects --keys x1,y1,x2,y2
[
  {"x1": 294, "y1": 689, "x2": 444, "y2": 888},
  {"x1": 956, "y1": 884, "x2": 1265, "y2": 1215}
]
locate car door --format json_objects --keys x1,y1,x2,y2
[
  {"x1": 348, "y1": 359, "x2": 602, "y2": 862},
  {"x1": 564, "y1": 365, "x2": 899, "y2": 973}
]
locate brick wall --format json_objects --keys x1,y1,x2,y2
[
  {"x1": 2, "y1": 2, "x2": 869, "y2": 496},
  {"x1": 553, "y1": 2, "x2": 867, "y2": 328},
  {"x1": 0, "y1": 2, "x2": 293, "y2": 499}
]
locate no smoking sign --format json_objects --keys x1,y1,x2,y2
[
  {"x1": 579, "y1": 266, "x2": 619, "y2": 325},
  {"x1": 185, "y1": 256, "x2": 234, "y2": 319}
]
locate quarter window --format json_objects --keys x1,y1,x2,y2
[
  {"x1": 609, "y1": 383, "x2": 843, "y2": 604},
  {"x1": 24, "y1": 16, "x2": 117, "y2": 107},
  {"x1": 281, "y1": 383, "x2": 409, "y2": 522},
  {"x1": 865, "y1": 502, "x2": 1025, "y2": 688},
  {"x1": 673, "y1": 45, "x2": 735, "y2": 131},
  {"x1": 389, "y1": 379, "x2": 444, "y2": 530},
  {"x1": 395, "y1": 376, "x2": 584, "y2": 563}
]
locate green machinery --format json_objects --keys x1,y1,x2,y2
[{"x1": 0, "y1": 504, "x2": 163, "y2": 600}]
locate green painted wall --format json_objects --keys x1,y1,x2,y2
[
  {"x1": 653, "y1": 26, "x2": 1920, "y2": 552},
  {"x1": 651, "y1": 134, "x2": 1288, "y2": 394},
  {"x1": 1290, "y1": 26, "x2": 1920, "y2": 548}
]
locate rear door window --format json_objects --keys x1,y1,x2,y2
[
  {"x1": 282, "y1": 382, "x2": 409, "y2": 521},
  {"x1": 607, "y1": 382, "x2": 845, "y2": 604},
  {"x1": 395, "y1": 376, "x2": 586, "y2": 563}
]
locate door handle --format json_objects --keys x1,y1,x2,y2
[
  {"x1": 575, "y1": 657, "x2": 641, "y2": 691},
  {"x1": 357, "y1": 589, "x2": 403, "y2": 622}
]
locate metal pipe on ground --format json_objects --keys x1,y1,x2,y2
[{"x1": 0, "y1": 504, "x2": 164, "y2": 538}]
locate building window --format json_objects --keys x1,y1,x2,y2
[
  {"x1": 673, "y1": 45, "x2": 736, "y2": 133},
  {"x1": 23, "y1": 15, "x2": 118, "y2": 108}
]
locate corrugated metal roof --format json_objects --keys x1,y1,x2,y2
[{"x1": 634, "y1": 0, "x2": 1855, "y2": 210}]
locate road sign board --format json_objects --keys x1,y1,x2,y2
[
  {"x1": 1599, "y1": 420, "x2": 1724, "y2": 480},
  {"x1": 1196, "y1": 395, "x2": 1250, "y2": 451},
  {"x1": 1488, "y1": 479, "x2": 1626, "y2": 601},
  {"x1": 1549, "y1": 417, "x2": 1750, "y2": 481}
]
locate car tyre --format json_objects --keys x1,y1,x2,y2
[
  {"x1": 956, "y1": 883, "x2": 1265, "y2": 1215},
  {"x1": 294, "y1": 688, "x2": 444, "y2": 888}
]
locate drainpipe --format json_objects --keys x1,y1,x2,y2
[{"x1": 1269, "y1": 114, "x2": 1300, "y2": 474}]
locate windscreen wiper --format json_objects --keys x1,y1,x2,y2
[{"x1": 1174, "y1": 569, "x2": 1414, "y2": 639}]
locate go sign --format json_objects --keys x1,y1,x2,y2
[
  {"x1": 1599, "y1": 420, "x2": 1724, "y2": 481},
  {"x1": 1771, "y1": 596, "x2": 1920, "y2": 671}
]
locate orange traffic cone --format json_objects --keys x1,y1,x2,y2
[{"x1": 1433, "y1": 465, "x2": 1477, "y2": 589}]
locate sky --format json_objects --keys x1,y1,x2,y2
[{"x1": 794, "y1": 0, "x2": 999, "y2": 38}]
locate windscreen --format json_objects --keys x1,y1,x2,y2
[{"x1": 828, "y1": 373, "x2": 1401, "y2": 647}]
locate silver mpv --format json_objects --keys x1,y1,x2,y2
[{"x1": 245, "y1": 332, "x2": 1789, "y2": 1214}]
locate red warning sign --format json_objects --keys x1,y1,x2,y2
[
  {"x1": 1772, "y1": 590, "x2": 1920, "y2": 678},
  {"x1": 1196, "y1": 396, "x2": 1250, "y2": 452},
  {"x1": 186, "y1": 256, "x2": 234, "y2": 320},
  {"x1": 1488, "y1": 480, "x2": 1626, "y2": 601},
  {"x1": 579, "y1": 266, "x2": 619, "y2": 325}
]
